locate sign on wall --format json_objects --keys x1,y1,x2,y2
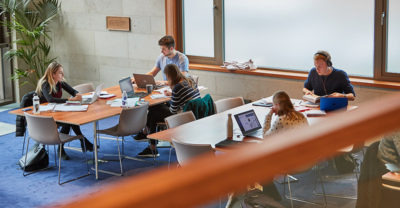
[{"x1": 106, "y1": 16, "x2": 131, "y2": 31}]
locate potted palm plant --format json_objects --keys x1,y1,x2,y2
[{"x1": 0, "y1": 0, "x2": 60, "y2": 87}]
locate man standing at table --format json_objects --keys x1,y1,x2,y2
[
  {"x1": 303, "y1": 50, "x2": 355, "y2": 101},
  {"x1": 134, "y1": 35, "x2": 190, "y2": 157}
]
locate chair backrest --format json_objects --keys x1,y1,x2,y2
[
  {"x1": 73, "y1": 83, "x2": 95, "y2": 94},
  {"x1": 117, "y1": 103, "x2": 149, "y2": 136},
  {"x1": 172, "y1": 139, "x2": 214, "y2": 166},
  {"x1": 214, "y1": 97, "x2": 245, "y2": 113},
  {"x1": 165, "y1": 111, "x2": 196, "y2": 129},
  {"x1": 24, "y1": 113, "x2": 61, "y2": 145},
  {"x1": 191, "y1": 75, "x2": 199, "y2": 85},
  {"x1": 183, "y1": 94, "x2": 215, "y2": 119}
]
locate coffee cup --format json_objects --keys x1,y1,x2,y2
[{"x1": 146, "y1": 84, "x2": 153, "y2": 94}]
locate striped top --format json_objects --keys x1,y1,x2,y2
[{"x1": 170, "y1": 80, "x2": 200, "y2": 114}]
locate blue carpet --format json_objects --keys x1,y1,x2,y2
[{"x1": 0, "y1": 109, "x2": 184, "y2": 208}]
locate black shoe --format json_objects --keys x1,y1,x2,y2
[
  {"x1": 133, "y1": 132, "x2": 149, "y2": 142},
  {"x1": 58, "y1": 145, "x2": 70, "y2": 160},
  {"x1": 80, "y1": 137, "x2": 94, "y2": 152},
  {"x1": 137, "y1": 147, "x2": 159, "y2": 158}
]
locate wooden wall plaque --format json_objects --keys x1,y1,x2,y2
[{"x1": 106, "y1": 16, "x2": 131, "y2": 31}]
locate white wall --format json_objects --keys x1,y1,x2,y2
[
  {"x1": 45, "y1": 0, "x2": 397, "y2": 106},
  {"x1": 48, "y1": 0, "x2": 165, "y2": 89}
]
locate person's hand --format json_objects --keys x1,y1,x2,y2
[
  {"x1": 304, "y1": 91, "x2": 314, "y2": 96},
  {"x1": 329, "y1": 92, "x2": 346, "y2": 98},
  {"x1": 164, "y1": 90, "x2": 172, "y2": 96},
  {"x1": 131, "y1": 77, "x2": 135, "y2": 84},
  {"x1": 69, "y1": 94, "x2": 82, "y2": 101},
  {"x1": 270, "y1": 105, "x2": 278, "y2": 115}
]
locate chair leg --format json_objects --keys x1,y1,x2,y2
[
  {"x1": 168, "y1": 146, "x2": 173, "y2": 169},
  {"x1": 22, "y1": 137, "x2": 31, "y2": 176},
  {"x1": 21, "y1": 131, "x2": 27, "y2": 156},
  {"x1": 116, "y1": 137, "x2": 124, "y2": 175},
  {"x1": 58, "y1": 144, "x2": 63, "y2": 185},
  {"x1": 81, "y1": 138, "x2": 90, "y2": 174},
  {"x1": 122, "y1": 136, "x2": 125, "y2": 156}
]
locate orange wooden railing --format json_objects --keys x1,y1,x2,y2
[{"x1": 48, "y1": 93, "x2": 400, "y2": 208}]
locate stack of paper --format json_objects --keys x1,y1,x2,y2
[
  {"x1": 108, "y1": 98, "x2": 139, "y2": 107},
  {"x1": 305, "y1": 110, "x2": 326, "y2": 117},
  {"x1": 53, "y1": 104, "x2": 88, "y2": 112},
  {"x1": 150, "y1": 94, "x2": 170, "y2": 99}
]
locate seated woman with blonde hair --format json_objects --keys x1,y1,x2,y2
[{"x1": 263, "y1": 91, "x2": 308, "y2": 136}]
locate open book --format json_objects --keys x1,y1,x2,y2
[{"x1": 303, "y1": 94, "x2": 323, "y2": 103}]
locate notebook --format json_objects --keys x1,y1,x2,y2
[
  {"x1": 234, "y1": 109, "x2": 262, "y2": 137},
  {"x1": 319, "y1": 97, "x2": 348, "y2": 111},
  {"x1": 133, "y1": 73, "x2": 165, "y2": 89},
  {"x1": 118, "y1": 77, "x2": 147, "y2": 98},
  {"x1": 81, "y1": 84, "x2": 103, "y2": 104}
]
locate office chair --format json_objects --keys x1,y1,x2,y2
[
  {"x1": 214, "y1": 97, "x2": 245, "y2": 113},
  {"x1": 73, "y1": 83, "x2": 95, "y2": 94},
  {"x1": 164, "y1": 111, "x2": 196, "y2": 168},
  {"x1": 96, "y1": 103, "x2": 148, "y2": 176},
  {"x1": 23, "y1": 113, "x2": 90, "y2": 185}
]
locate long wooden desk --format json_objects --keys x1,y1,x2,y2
[{"x1": 10, "y1": 85, "x2": 171, "y2": 179}]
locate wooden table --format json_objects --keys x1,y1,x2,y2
[{"x1": 10, "y1": 85, "x2": 171, "y2": 179}]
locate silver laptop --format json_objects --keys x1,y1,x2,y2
[
  {"x1": 234, "y1": 109, "x2": 262, "y2": 137},
  {"x1": 133, "y1": 74, "x2": 156, "y2": 88},
  {"x1": 133, "y1": 73, "x2": 165, "y2": 89},
  {"x1": 81, "y1": 83, "x2": 103, "y2": 104}
]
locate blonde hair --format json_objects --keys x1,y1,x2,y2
[
  {"x1": 164, "y1": 64, "x2": 195, "y2": 89},
  {"x1": 36, "y1": 62, "x2": 64, "y2": 96},
  {"x1": 272, "y1": 91, "x2": 304, "y2": 120}
]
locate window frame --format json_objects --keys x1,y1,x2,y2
[{"x1": 166, "y1": 0, "x2": 400, "y2": 82}]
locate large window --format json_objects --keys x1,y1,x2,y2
[
  {"x1": 387, "y1": 0, "x2": 400, "y2": 74},
  {"x1": 180, "y1": 0, "x2": 400, "y2": 81}
]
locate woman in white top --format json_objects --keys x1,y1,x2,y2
[{"x1": 263, "y1": 91, "x2": 308, "y2": 136}]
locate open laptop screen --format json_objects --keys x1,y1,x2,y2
[
  {"x1": 119, "y1": 77, "x2": 135, "y2": 97},
  {"x1": 234, "y1": 109, "x2": 262, "y2": 135}
]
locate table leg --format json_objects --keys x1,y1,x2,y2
[{"x1": 94, "y1": 121, "x2": 98, "y2": 179}]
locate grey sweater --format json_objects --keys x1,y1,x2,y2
[{"x1": 377, "y1": 131, "x2": 400, "y2": 165}]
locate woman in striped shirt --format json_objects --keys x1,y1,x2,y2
[{"x1": 137, "y1": 64, "x2": 200, "y2": 157}]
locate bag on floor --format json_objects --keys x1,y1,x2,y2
[
  {"x1": 334, "y1": 153, "x2": 356, "y2": 174},
  {"x1": 18, "y1": 143, "x2": 49, "y2": 171}
]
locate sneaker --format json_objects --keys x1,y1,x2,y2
[
  {"x1": 133, "y1": 132, "x2": 149, "y2": 142},
  {"x1": 137, "y1": 147, "x2": 159, "y2": 158}
]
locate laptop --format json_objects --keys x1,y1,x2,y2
[
  {"x1": 118, "y1": 77, "x2": 147, "y2": 98},
  {"x1": 234, "y1": 109, "x2": 262, "y2": 137},
  {"x1": 133, "y1": 73, "x2": 164, "y2": 89},
  {"x1": 81, "y1": 83, "x2": 103, "y2": 104},
  {"x1": 319, "y1": 97, "x2": 348, "y2": 111}
]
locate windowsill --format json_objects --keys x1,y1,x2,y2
[{"x1": 189, "y1": 64, "x2": 400, "y2": 90}]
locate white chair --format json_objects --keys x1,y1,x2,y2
[
  {"x1": 214, "y1": 97, "x2": 245, "y2": 113},
  {"x1": 23, "y1": 113, "x2": 90, "y2": 185},
  {"x1": 96, "y1": 103, "x2": 149, "y2": 176},
  {"x1": 165, "y1": 111, "x2": 196, "y2": 129},
  {"x1": 172, "y1": 139, "x2": 214, "y2": 167},
  {"x1": 164, "y1": 111, "x2": 196, "y2": 167},
  {"x1": 73, "y1": 83, "x2": 95, "y2": 94}
]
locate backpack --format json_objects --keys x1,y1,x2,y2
[{"x1": 18, "y1": 143, "x2": 49, "y2": 171}]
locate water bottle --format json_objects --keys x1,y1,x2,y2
[
  {"x1": 32, "y1": 93, "x2": 40, "y2": 114},
  {"x1": 227, "y1": 113, "x2": 233, "y2": 140},
  {"x1": 122, "y1": 90, "x2": 127, "y2": 108}
]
